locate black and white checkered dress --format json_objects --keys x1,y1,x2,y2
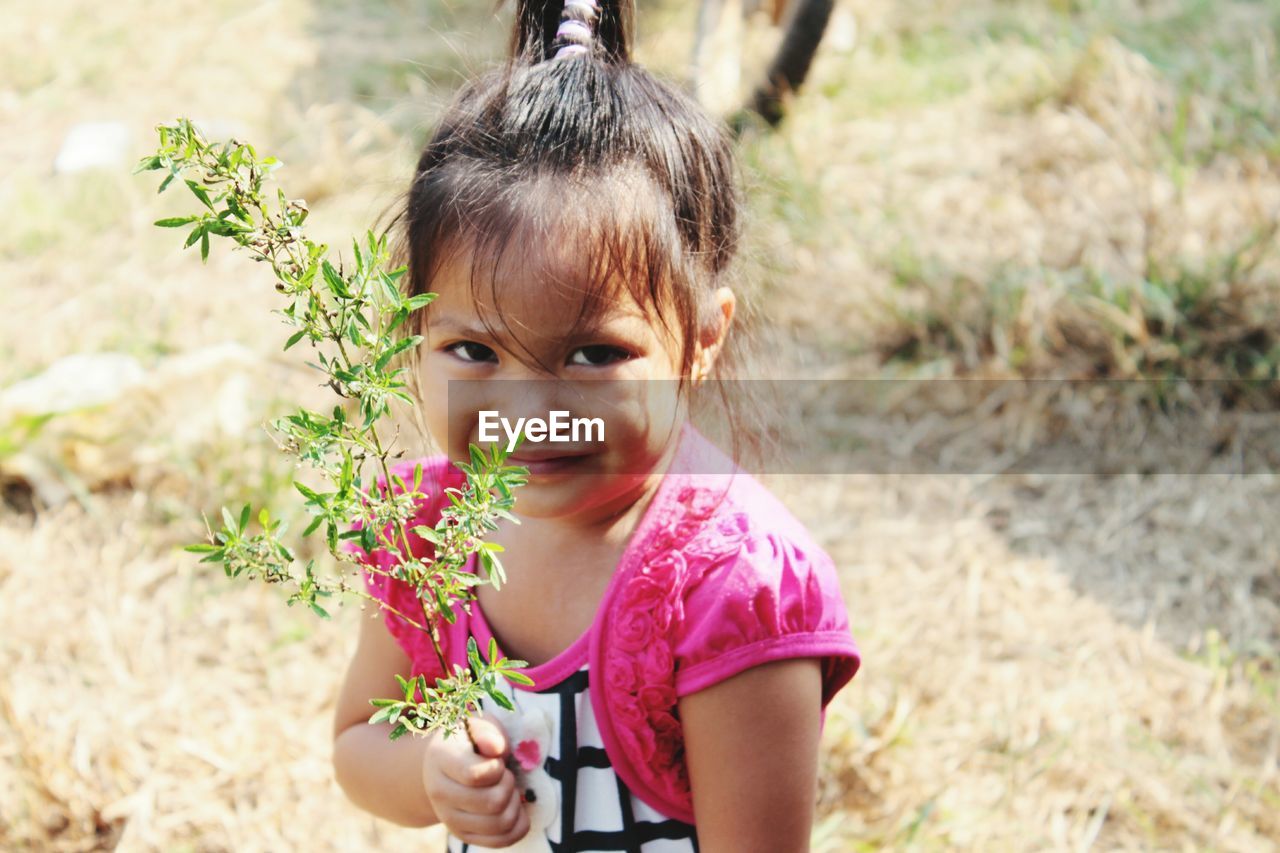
[{"x1": 445, "y1": 655, "x2": 700, "y2": 853}]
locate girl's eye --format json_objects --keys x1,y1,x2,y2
[
  {"x1": 445, "y1": 341, "x2": 497, "y2": 364},
  {"x1": 568, "y1": 345, "x2": 633, "y2": 367}
]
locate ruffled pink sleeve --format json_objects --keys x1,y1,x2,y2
[
  {"x1": 342, "y1": 455, "x2": 458, "y2": 678},
  {"x1": 673, "y1": 530, "x2": 860, "y2": 706}
]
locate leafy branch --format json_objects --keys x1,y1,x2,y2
[
  {"x1": 136, "y1": 117, "x2": 530, "y2": 740},
  {"x1": 372, "y1": 637, "x2": 535, "y2": 741}
]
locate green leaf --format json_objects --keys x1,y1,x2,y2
[
  {"x1": 502, "y1": 669, "x2": 535, "y2": 687},
  {"x1": 322, "y1": 260, "x2": 352, "y2": 298},
  {"x1": 200, "y1": 230, "x2": 210, "y2": 261},
  {"x1": 374, "y1": 335, "x2": 423, "y2": 372},
  {"x1": 378, "y1": 271, "x2": 400, "y2": 303},
  {"x1": 284, "y1": 329, "x2": 306, "y2": 351},
  {"x1": 239, "y1": 503, "x2": 251, "y2": 533},
  {"x1": 478, "y1": 548, "x2": 505, "y2": 588},
  {"x1": 184, "y1": 543, "x2": 220, "y2": 553},
  {"x1": 225, "y1": 193, "x2": 251, "y2": 224},
  {"x1": 410, "y1": 525, "x2": 441, "y2": 545},
  {"x1": 185, "y1": 179, "x2": 215, "y2": 211},
  {"x1": 204, "y1": 218, "x2": 246, "y2": 237},
  {"x1": 387, "y1": 307, "x2": 409, "y2": 334},
  {"x1": 221, "y1": 505, "x2": 238, "y2": 535},
  {"x1": 486, "y1": 685, "x2": 515, "y2": 711},
  {"x1": 435, "y1": 584, "x2": 456, "y2": 623},
  {"x1": 154, "y1": 216, "x2": 198, "y2": 228}
]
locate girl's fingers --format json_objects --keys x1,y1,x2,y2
[
  {"x1": 446, "y1": 785, "x2": 524, "y2": 837},
  {"x1": 429, "y1": 768, "x2": 517, "y2": 815},
  {"x1": 452, "y1": 768, "x2": 517, "y2": 816},
  {"x1": 438, "y1": 744, "x2": 507, "y2": 788},
  {"x1": 466, "y1": 715, "x2": 510, "y2": 759},
  {"x1": 453, "y1": 798, "x2": 531, "y2": 849}
]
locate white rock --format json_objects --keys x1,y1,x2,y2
[
  {"x1": 53, "y1": 121, "x2": 134, "y2": 174},
  {"x1": 827, "y1": 7, "x2": 858, "y2": 54},
  {"x1": 0, "y1": 352, "x2": 146, "y2": 418},
  {"x1": 0, "y1": 344, "x2": 268, "y2": 508}
]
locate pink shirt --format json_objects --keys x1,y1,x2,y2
[{"x1": 345, "y1": 421, "x2": 861, "y2": 823}]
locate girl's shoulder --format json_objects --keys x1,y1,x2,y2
[
  {"x1": 656, "y1": 424, "x2": 841, "y2": 591},
  {"x1": 623, "y1": 426, "x2": 859, "y2": 704},
  {"x1": 591, "y1": 428, "x2": 860, "y2": 821}
]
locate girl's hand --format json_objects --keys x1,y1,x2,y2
[{"x1": 421, "y1": 714, "x2": 530, "y2": 847}]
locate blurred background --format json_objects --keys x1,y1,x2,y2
[{"x1": 2, "y1": 0, "x2": 1278, "y2": 849}]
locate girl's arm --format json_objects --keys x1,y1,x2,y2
[
  {"x1": 331, "y1": 606, "x2": 441, "y2": 827},
  {"x1": 678, "y1": 658, "x2": 823, "y2": 853}
]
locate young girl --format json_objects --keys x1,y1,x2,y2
[{"x1": 332, "y1": 1, "x2": 860, "y2": 850}]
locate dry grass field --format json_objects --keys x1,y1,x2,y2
[{"x1": 2, "y1": 0, "x2": 1278, "y2": 849}]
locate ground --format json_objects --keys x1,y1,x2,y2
[{"x1": 1, "y1": 0, "x2": 1277, "y2": 849}]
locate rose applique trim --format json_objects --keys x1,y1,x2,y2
[{"x1": 602, "y1": 484, "x2": 750, "y2": 811}]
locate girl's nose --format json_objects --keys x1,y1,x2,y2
[{"x1": 482, "y1": 375, "x2": 566, "y2": 425}]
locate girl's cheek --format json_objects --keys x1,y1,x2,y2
[
  {"x1": 416, "y1": 352, "x2": 457, "y2": 454},
  {"x1": 421, "y1": 353, "x2": 493, "y2": 460}
]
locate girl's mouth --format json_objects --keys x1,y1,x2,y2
[{"x1": 506, "y1": 452, "x2": 592, "y2": 476}]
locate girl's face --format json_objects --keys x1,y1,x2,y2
[{"x1": 416, "y1": 241, "x2": 731, "y2": 525}]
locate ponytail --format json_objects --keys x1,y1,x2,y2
[
  {"x1": 551, "y1": 0, "x2": 599, "y2": 59},
  {"x1": 508, "y1": 0, "x2": 633, "y2": 65}
]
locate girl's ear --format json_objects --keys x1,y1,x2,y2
[{"x1": 693, "y1": 287, "x2": 736, "y2": 383}]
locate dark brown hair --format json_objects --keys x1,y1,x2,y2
[{"x1": 382, "y1": 0, "x2": 768, "y2": 470}]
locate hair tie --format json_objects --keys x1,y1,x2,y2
[{"x1": 552, "y1": 0, "x2": 600, "y2": 60}]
